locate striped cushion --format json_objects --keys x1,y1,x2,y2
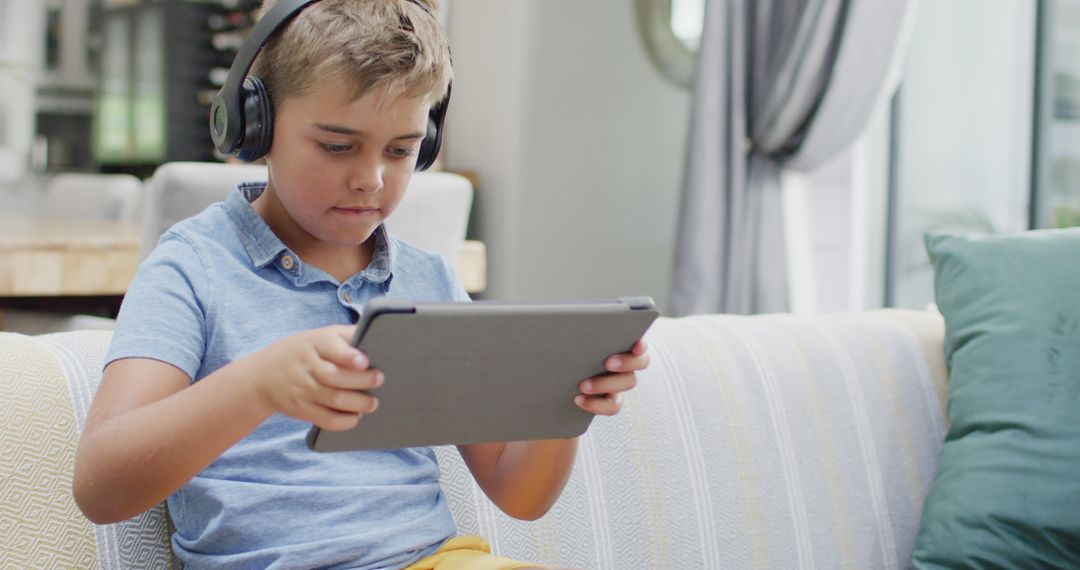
[
  {"x1": 437, "y1": 310, "x2": 947, "y2": 568},
  {"x1": 3, "y1": 309, "x2": 945, "y2": 569}
]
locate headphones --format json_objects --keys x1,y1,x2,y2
[{"x1": 209, "y1": 0, "x2": 450, "y2": 169}]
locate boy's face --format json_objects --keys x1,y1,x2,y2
[{"x1": 264, "y1": 77, "x2": 430, "y2": 251}]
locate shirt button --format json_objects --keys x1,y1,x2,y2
[
  {"x1": 343, "y1": 291, "x2": 352, "y2": 303},
  {"x1": 281, "y1": 255, "x2": 295, "y2": 270}
]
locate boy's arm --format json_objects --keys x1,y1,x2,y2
[
  {"x1": 74, "y1": 357, "x2": 274, "y2": 524},
  {"x1": 457, "y1": 340, "x2": 649, "y2": 520},
  {"x1": 73, "y1": 326, "x2": 380, "y2": 524},
  {"x1": 457, "y1": 438, "x2": 579, "y2": 521}
]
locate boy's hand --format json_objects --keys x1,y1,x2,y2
[
  {"x1": 250, "y1": 325, "x2": 383, "y2": 432},
  {"x1": 575, "y1": 339, "x2": 650, "y2": 416}
]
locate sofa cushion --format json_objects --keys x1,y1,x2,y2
[
  {"x1": 914, "y1": 230, "x2": 1080, "y2": 568},
  {"x1": 439, "y1": 311, "x2": 947, "y2": 568},
  {"x1": 8, "y1": 311, "x2": 946, "y2": 568}
]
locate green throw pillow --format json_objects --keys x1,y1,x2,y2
[{"x1": 913, "y1": 229, "x2": 1080, "y2": 568}]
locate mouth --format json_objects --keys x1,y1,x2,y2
[{"x1": 332, "y1": 206, "x2": 381, "y2": 216}]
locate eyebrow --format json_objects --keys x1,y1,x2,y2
[{"x1": 314, "y1": 123, "x2": 425, "y2": 140}]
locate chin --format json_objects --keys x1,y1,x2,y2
[
  {"x1": 326, "y1": 229, "x2": 376, "y2": 248},
  {"x1": 306, "y1": 215, "x2": 380, "y2": 248}
]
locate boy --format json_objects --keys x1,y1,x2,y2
[{"x1": 72, "y1": 1, "x2": 650, "y2": 569}]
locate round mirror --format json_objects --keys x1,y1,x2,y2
[{"x1": 635, "y1": 0, "x2": 705, "y2": 88}]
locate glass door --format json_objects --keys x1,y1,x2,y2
[
  {"x1": 1032, "y1": 0, "x2": 1080, "y2": 228},
  {"x1": 887, "y1": 0, "x2": 1036, "y2": 308}
]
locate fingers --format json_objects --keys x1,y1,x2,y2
[
  {"x1": 308, "y1": 363, "x2": 382, "y2": 411},
  {"x1": 314, "y1": 328, "x2": 369, "y2": 371},
  {"x1": 580, "y1": 341, "x2": 650, "y2": 417},
  {"x1": 605, "y1": 350, "x2": 650, "y2": 374},
  {"x1": 575, "y1": 392, "x2": 624, "y2": 416},
  {"x1": 306, "y1": 329, "x2": 382, "y2": 390},
  {"x1": 257, "y1": 327, "x2": 384, "y2": 424},
  {"x1": 576, "y1": 372, "x2": 636, "y2": 416},
  {"x1": 276, "y1": 369, "x2": 379, "y2": 427},
  {"x1": 299, "y1": 328, "x2": 384, "y2": 417},
  {"x1": 316, "y1": 386, "x2": 380, "y2": 415},
  {"x1": 300, "y1": 400, "x2": 363, "y2": 432},
  {"x1": 580, "y1": 372, "x2": 636, "y2": 396},
  {"x1": 315, "y1": 364, "x2": 385, "y2": 391}
]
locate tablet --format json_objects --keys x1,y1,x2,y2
[{"x1": 306, "y1": 296, "x2": 658, "y2": 452}]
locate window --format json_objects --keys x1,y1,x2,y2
[
  {"x1": 670, "y1": 0, "x2": 705, "y2": 52},
  {"x1": 1032, "y1": 0, "x2": 1080, "y2": 228},
  {"x1": 887, "y1": 0, "x2": 1036, "y2": 308}
]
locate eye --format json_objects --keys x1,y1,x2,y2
[
  {"x1": 388, "y1": 146, "x2": 417, "y2": 159},
  {"x1": 318, "y1": 142, "x2": 352, "y2": 155}
]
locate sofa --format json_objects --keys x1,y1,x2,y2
[{"x1": 0, "y1": 308, "x2": 947, "y2": 568}]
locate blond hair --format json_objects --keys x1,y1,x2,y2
[{"x1": 252, "y1": 0, "x2": 451, "y2": 109}]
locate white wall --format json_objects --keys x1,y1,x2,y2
[
  {"x1": 893, "y1": 0, "x2": 1035, "y2": 309},
  {"x1": 444, "y1": 0, "x2": 691, "y2": 313}
]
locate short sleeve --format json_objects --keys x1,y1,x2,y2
[
  {"x1": 105, "y1": 233, "x2": 210, "y2": 380},
  {"x1": 442, "y1": 257, "x2": 472, "y2": 303}
]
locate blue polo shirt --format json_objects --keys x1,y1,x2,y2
[{"x1": 106, "y1": 183, "x2": 469, "y2": 569}]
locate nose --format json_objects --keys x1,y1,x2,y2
[{"x1": 349, "y1": 154, "x2": 384, "y2": 194}]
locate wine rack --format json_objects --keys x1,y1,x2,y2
[{"x1": 94, "y1": 0, "x2": 260, "y2": 173}]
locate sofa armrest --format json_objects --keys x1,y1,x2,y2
[
  {"x1": 0, "y1": 331, "x2": 177, "y2": 569},
  {"x1": 0, "y1": 332, "x2": 98, "y2": 567}
]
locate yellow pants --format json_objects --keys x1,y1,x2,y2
[{"x1": 403, "y1": 535, "x2": 542, "y2": 570}]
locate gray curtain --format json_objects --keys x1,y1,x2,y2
[{"x1": 670, "y1": 0, "x2": 917, "y2": 316}]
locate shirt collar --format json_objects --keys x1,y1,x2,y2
[{"x1": 224, "y1": 182, "x2": 395, "y2": 284}]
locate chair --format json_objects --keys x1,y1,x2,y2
[
  {"x1": 140, "y1": 162, "x2": 269, "y2": 260},
  {"x1": 140, "y1": 162, "x2": 473, "y2": 272},
  {"x1": 384, "y1": 171, "x2": 473, "y2": 273},
  {"x1": 41, "y1": 173, "x2": 143, "y2": 223}
]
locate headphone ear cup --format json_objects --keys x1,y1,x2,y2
[
  {"x1": 415, "y1": 115, "x2": 438, "y2": 171},
  {"x1": 237, "y1": 77, "x2": 274, "y2": 162},
  {"x1": 416, "y1": 87, "x2": 450, "y2": 171}
]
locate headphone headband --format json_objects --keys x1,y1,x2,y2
[{"x1": 210, "y1": 0, "x2": 317, "y2": 153}]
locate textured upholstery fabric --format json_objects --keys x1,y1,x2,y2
[
  {"x1": 2, "y1": 309, "x2": 946, "y2": 568},
  {"x1": 39, "y1": 331, "x2": 178, "y2": 570},
  {"x1": 437, "y1": 311, "x2": 947, "y2": 568},
  {"x1": 0, "y1": 333, "x2": 97, "y2": 568}
]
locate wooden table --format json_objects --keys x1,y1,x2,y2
[
  {"x1": 456, "y1": 241, "x2": 487, "y2": 294},
  {"x1": 0, "y1": 217, "x2": 486, "y2": 298},
  {"x1": 0, "y1": 218, "x2": 141, "y2": 297}
]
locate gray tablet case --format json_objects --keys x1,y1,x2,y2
[{"x1": 306, "y1": 296, "x2": 658, "y2": 452}]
